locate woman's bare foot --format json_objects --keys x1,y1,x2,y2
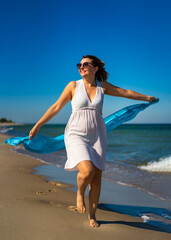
[
  {"x1": 90, "y1": 218, "x2": 99, "y2": 227},
  {"x1": 77, "y1": 191, "x2": 86, "y2": 213},
  {"x1": 88, "y1": 214, "x2": 99, "y2": 227}
]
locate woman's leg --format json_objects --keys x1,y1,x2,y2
[
  {"x1": 76, "y1": 160, "x2": 95, "y2": 213},
  {"x1": 88, "y1": 166, "x2": 102, "y2": 227}
]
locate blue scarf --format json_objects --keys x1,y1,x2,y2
[{"x1": 3, "y1": 100, "x2": 159, "y2": 153}]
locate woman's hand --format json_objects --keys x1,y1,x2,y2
[
  {"x1": 29, "y1": 125, "x2": 40, "y2": 140},
  {"x1": 147, "y1": 96, "x2": 159, "y2": 103}
]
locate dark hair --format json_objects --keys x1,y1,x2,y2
[{"x1": 82, "y1": 55, "x2": 109, "y2": 82}]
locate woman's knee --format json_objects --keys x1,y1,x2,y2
[{"x1": 77, "y1": 161, "x2": 95, "y2": 181}]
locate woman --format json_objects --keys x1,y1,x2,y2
[{"x1": 29, "y1": 55, "x2": 158, "y2": 227}]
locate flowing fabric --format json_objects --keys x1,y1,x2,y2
[{"x1": 3, "y1": 100, "x2": 159, "y2": 154}]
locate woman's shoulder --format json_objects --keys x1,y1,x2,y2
[
  {"x1": 98, "y1": 80, "x2": 108, "y2": 93},
  {"x1": 67, "y1": 79, "x2": 82, "y2": 88},
  {"x1": 66, "y1": 80, "x2": 82, "y2": 97},
  {"x1": 98, "y1": 80, "x2": 108, "y2": 87}
]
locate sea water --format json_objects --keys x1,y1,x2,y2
[{"x1": 1, "y1": 123, "x2": 171, "y2": 232}]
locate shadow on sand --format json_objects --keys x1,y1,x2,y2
[{"x1": 97, "y1": 203, "x2": 171, "y2": 233}]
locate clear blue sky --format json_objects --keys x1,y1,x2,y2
[{"x1": 0, "y1": 0, "x2": 170, "y2": 124}]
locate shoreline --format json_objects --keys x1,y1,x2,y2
[
  {"x1": 1, "y1": 133, "x2": 171, "y2": 239},
  {"x1": 0, "y1": 123, "x2": 24, "y2": 126}
]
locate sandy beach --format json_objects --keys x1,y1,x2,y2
[{"x1": 0, "y1": 133, "x2": 170, "y2": 240}]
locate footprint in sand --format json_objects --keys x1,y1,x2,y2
[
  {"x1": 49, "y1": 201, "x2": 77, "y2": 212},
  {"x1": 36, "y1": 188, "x2": 57, "y2": 196},
  {"x1": 49, "y1": 181, "x2": 63, "y2": 187},
  {"x1": 48, "y1": 181, "x2": 72, "y2": 189},
  {"x1": 68, "y1": 206, "x2": 77, "y2": 212},
  {"x1": 19, "y1": 167, "x2": 31, "y2": 173},
  {"x1": 49, "y1": 201, "x2": 64, "y2": 208},
  {"x1": 36, "y1": 191, "x2": 47, "y2": 196},
  {"x1": 48, "y1": 189, "x2": 57, "y2": 192}
]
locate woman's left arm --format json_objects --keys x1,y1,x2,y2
[{"x1": 101, "y1": 82, "x2": 158, "y2": 103}]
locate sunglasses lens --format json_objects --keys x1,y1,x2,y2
[
  {"x1": 83, "y1": 62, "x2": 89, "y2": 67},
  {"x1": 77, "y1": 62, "x2": 93, "y2": 69},
  {"x1": 77, "y1": 63, "x2": 81, "y2": 69}
]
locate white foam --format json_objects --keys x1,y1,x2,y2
[
  {"x1": 139, "y1": 156, "x2": 171, "y2": 172},
  {"x1": 0, "y1": 127, "x2": 13, "y2": 133},
  {"x1": 116, "y1": 181, "x2": 134, "y2": 187}
]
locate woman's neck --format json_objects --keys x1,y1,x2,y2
[{"x1": 83, "y1": 76, "x2": 97, "y2": 87}]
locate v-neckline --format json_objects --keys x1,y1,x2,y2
[{"x1": 82, "y1": 79, "x2": 98, "y2": 104}]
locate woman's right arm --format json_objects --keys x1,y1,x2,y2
[{"x1": 29, "y1": 81, "x2": 76, "y2": 140}]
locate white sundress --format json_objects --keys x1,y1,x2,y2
[{"x1": 64, "y1": 79, "x2": 107, "y2": 171}]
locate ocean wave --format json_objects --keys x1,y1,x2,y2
[
  {"x1": 139, "y1": 156, "x2": 171, "y2": 172},
  {"x1": 0, "y1": 127, "x2": 13, "y2": 133}
]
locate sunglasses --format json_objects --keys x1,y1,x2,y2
[{"x1": 76, "y1": 62, "x2": 95, "y2": 70}]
